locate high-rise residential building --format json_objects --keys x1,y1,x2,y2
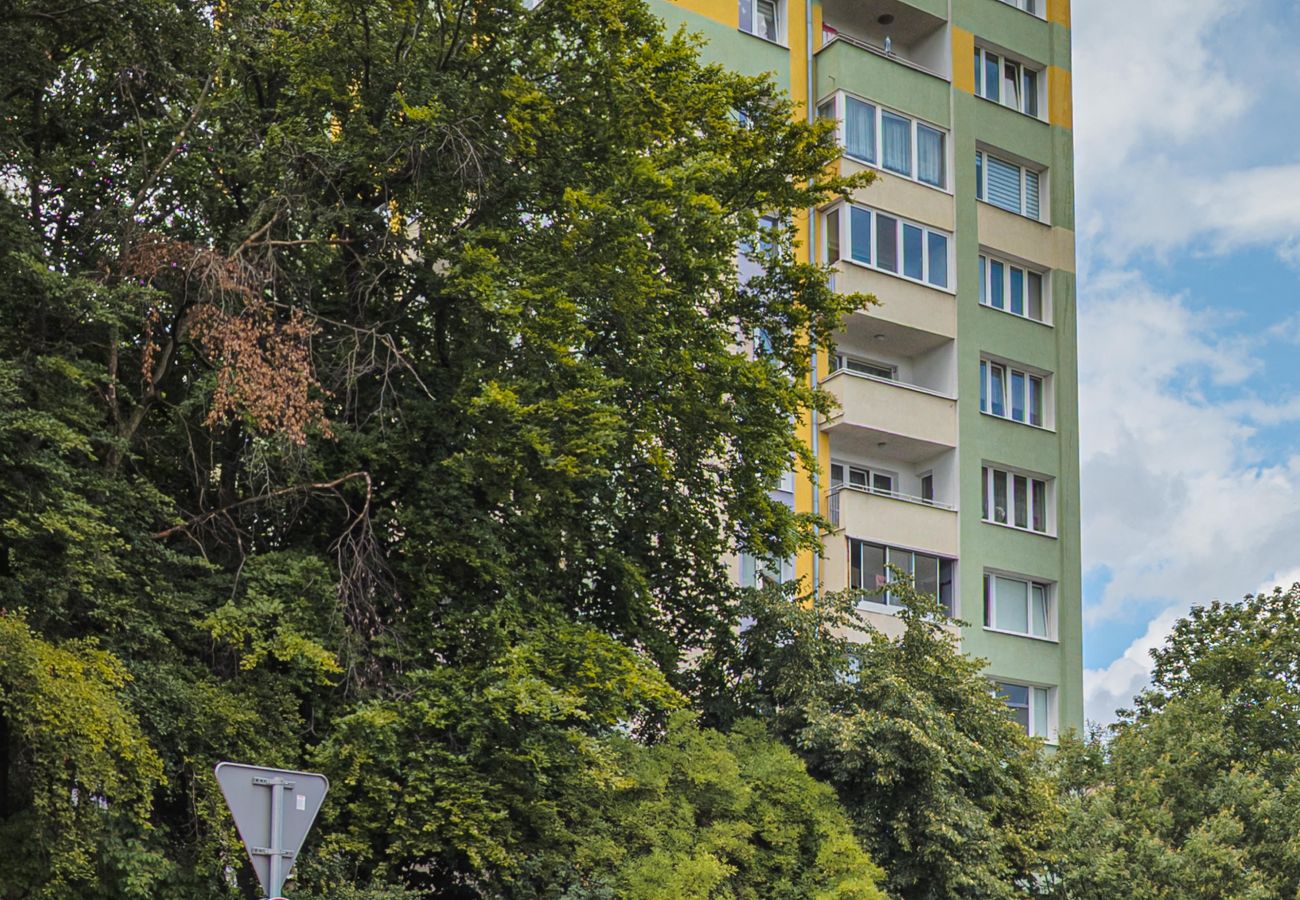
[{"x1": 653, "y1": 0, "x2": 1082, "y2": 738}]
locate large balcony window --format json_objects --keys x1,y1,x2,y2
[
  {"x1": 817, "y1": 92, "x2": 947, "y2": 189},
  {"x1": 824, "y1": 203, "x2": 951, "y2": 290},
  {"x1": 849, "y1": 538, "x2": 955, "y2": 613}
]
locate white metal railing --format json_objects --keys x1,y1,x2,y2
[
  {"x1": 817, "y1": 31, "x2": 949, "y2": 82},
  {"x1": 827, "y1": 483, "x2": 957, "y2": 527}
]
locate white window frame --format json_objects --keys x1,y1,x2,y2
[
  {"x1": 976, "y1": 150, "x2": 1045, "y2": 221},
  {"x1": 979, "y1": 358, "x2": 1050, "y2": 428},
  {"x1": 994, "y1": 681, "x2": 1056, "y2": 740},
  {"x1": 981, "y1": 464, "x2": 1053, "y2": 535},
  {"x1": 831, "y1": 460, "x2": 897, "y2": 497},
  {"x1": 996, "y1": 0, "x2": 1045, "y2": 19},
  {"x1": 739, "y1": 0, "x2": 785, "y2": 44},
  {"x1": 979, "y1": 253, "x2": 1050, "y2": 324},
  {"x1": 974, "y1": 45, "x2": 1045, "y2": 118},
  {"x1": 740, "y1": 552, "x2": 794, "y2": 587},
  {"x1": 848, "y1": 538, "x2": 956, "y2": 614},
  {"x1": 823, "y1": 202, "x2": 953, "y2": 291},
  {"x1": 832, "y1": 353, "x2": 896, "y2": 381},
  {"x1": 984, "y1": 573, "x2": 1055, "y2": 640},
  {"x1": 816, "y1": 91, "x2": 950, "y2": 191}
]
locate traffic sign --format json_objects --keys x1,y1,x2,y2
[{"x1": 215, "y1": 762, "x2": 330, "y2": 899}]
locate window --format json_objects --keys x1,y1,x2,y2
[
  {"x1": 831, "y1": 461, "x2": 895, "y2": 496},
  {"x1": 979, "y1": 254, "x2": 1048, "y2": 322},
  {"x1": 824, "y1": 203, "x2": 950, "y2": 288},
  {"x1": 998, "y1": 0, "x2": 1043, "y2": 16},
  {"x1": 984, "y1": 574, "x2": 1053, "y2": 638},
  {"x1": 919, "y1": 472, "x2": 934, "y2": 503},
  {"x1": 740, "y1": 0, "x2": 782, "y2": 42},
  {"x1": 740, "y1": 553, "x2": 794, "y2": 587},
  {"x1": 833, "y1": 354, "x2": 896, "y2": 380},
  {"x1": 981, "y1": 465, "x2": 1051, "y2": 533},
  {"x1": 817, "y1": 93, "x2": 948, "y2": 189},
  {"x1": 980, "y1": 359, "x2": 1047, "y2": 427},
  {"x1": 974, "y1": 47, "x2": 1042, "y2": 117},
  {"x1": 995, "y1": 682, "x2": 1054, "y2": 738},
  {"x1": 976, "y1": 150, "x2": 1042, "y2": 220},
  {"x1": 849, "y1": 539, "x2": 955, "y2": 613}
]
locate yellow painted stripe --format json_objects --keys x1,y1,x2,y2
[
  {"x1": 668, "y1": 0, "x2": 738, "y2": 28},
  {"x1": 1049, "y1": 66, "x2": 1072, "y2": 129},
  {"x1": 951, "y1": 27, "x2": 975, "y2": 95},
  {"x1": 1047, "y1": 0, "x2": 1070, "y2": 28}
]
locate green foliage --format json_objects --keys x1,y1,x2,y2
[
  {"x1": 699, "y1": 580, "x2": 1059, "y2": 899},
  {"x1": 1049, "y1": 586, "x2": 1300, "y2": 898},
  {"x1": 0, "y1": 614, "x2": 167, "y2": 898}
]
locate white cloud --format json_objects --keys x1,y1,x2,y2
[
  {"x1": 1078, "y1": 273, "x2": 1300, "y2": 720},
  {"x1": 1084, "y1": 605, "x2": 1185, "y2": 726},
  {"x1": 1073, "y1": 1, "x2": 1300, "y2": 264}
]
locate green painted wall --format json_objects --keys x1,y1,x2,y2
[{"x1": 645, "y1": 0, "x2": 794, "y2": 90}]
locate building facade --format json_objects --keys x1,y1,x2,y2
[{"x1": 652, "y1": 0, "x2": 1083, "y2": 738}]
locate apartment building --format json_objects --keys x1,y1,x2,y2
[{"x1": 653, "y1": 0, "x2": 1083, "y2": 738}]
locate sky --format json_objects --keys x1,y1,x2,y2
[{"x1": 1073, "y1": 0, "x2": 1300, "y2": 722}]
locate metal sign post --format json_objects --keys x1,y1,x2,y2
[{"x1": 216, "y1": 762, "x2": 330, "y2": 899}]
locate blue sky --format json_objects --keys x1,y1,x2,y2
[{"x1": 1074, "y1": 0, "x2": 1300, "y2": 721}]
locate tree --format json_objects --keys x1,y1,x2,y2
[
  {"x1": 1049, "y1": 585, "x2": 1300, "y2": 899},
  {"x1": 0, "y1": 0, "x2": 875, "y2": 893},
  {"x1": 697, "y1": 580, "x2": 1060, "y2": 899},
  {"x1": 0, "y1": 614, "x2": 166, "y2": 899}
]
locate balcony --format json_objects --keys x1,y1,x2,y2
[
  {"x1": 819, "y1": 0, "x2": 951, "y2": 89},
  {"x1": 824, "y1": 486, "x2": 959, "y2": 557},
  {"x1": 820, "y1": 369, "x2": 956, "y2": 461}
]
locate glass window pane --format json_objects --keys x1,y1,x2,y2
[
  {"x1": 1023, "y1": 68, "x2": 1039, "y2": 117},
  {"x1": 1030, "y1": 376, "x2": 1043, "y2": 427},
  {"x1": 826, "y1": 209, "x2": 840, "y2": 262},
  {"x1": 903, "y1": 223, "x2": 924, "y2": 279},
  {"x1": 845, "y1": 97, "x2": 877, "y2": 163},
  {"x1": 974, "y1": 48, "x2": 982, "y2": 95},
  {"x1": 739, "y1": 0, "x2": 753, "y2": 34},
  {"x1": 982, "y1": 467, "x2": 990, "y2": 519},
  {"x1": 1032, "y1": 584, "x2": 1049, "y2": 637},
  {"x1": 990, "y1": 364, "x2": 1005, "y2": 416},
  {"x1": 984, "y1": 52, "x2": 1000, "y2": 102},
  {"x1": 817, "y1": 98, "x2": 836, "y2": 122},
  {"x1": 993, "y1": 469, "x2": 1008, "y2": 523},
  {"x1": 983, "y1": 575, "x2": 993, "y2": 626},
  {"x1": 830, "y1": 463, "x2": 844, "y2": 486},
  {"x1": 1014, "y1": 474, "x2": 1029, "y2": 528},
  {"x1": 928, "y1": 231, "x2": 948, "y2": 288},
  {"x1": 1032, "y1": 479, "x2": 1047, "y2": 532},
  {"x1": 1025, "y1": 170, "x2": 1041, "y2": 220},
  {"x1": 990, "y1": 260, "x2": 1005, "y2": 309},
  {"x1": 1028, "y1": 271, "x2": 1044, "y2": 320},
  {"x1": 850, "y1": 206, "x2": 871, "y2": 263},
  {"x1": 980, "y1": 361, "x2": 988, "y2": 412},
  {"x1": 979, "y1": 256, "x2": 987, "y2": 303},
  {"x1": 854, "y1": 541, "x2": 886, "y2": 592},
  {"x1": 920, "y1": 473, "x2": 934, "y2": 502},
  {"x1": 1003, "y1": 60, "x2": 1020, "y2": 109},
  {"x1": 986, "y1": 156, "x2": 1024, "y2": 214},
  {"x1": 875, "y1": 214, "x2": 898, "y2": 272},
  {"x1": 885, "y1": 547, "x2": 911, "y2": 604},
  {"x1": 872, "y1": 472, "x2": 893, "y2": 493},
  {"x1": 998, "y1": 682, "x2": 1030, "y2": 707},
  {"x1": 939, "y1": 559, "x2": 955, "y2": 615},
  {"x1": 1033, "y1": 687, "x2": 1050, "y2": 736},
  {"x1": 849, "y1": 467, "x2": 867, "y2": 487},
  {"x1": 917, "y1": 124, "x2": 945, "y2": 187},
  {"x1": 1011, "y1": 371, "x2": 1026, "y2": 422},
  {"x1": 915, "y1": 554, "x2": 939, "y2": 599},
  {"x1": 755, "y1": 0, "x2": 778, "y2": 40},
  {"x1": 881, "y1": 112, "x2": 911, "y2": 176},
  {"x1": 976, "y1": 151, "x2": 984, "y2": 200},
  {"x1": 995, "y1": 576, "x2": 1029, "y2": 633},
  {"x1": 1010, "y1": 267, "x2": 1025, "y2": 315}
]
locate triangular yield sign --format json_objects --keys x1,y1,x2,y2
[{"x1": 215, "y1": 762, "x2": 329, "y2": 898}]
